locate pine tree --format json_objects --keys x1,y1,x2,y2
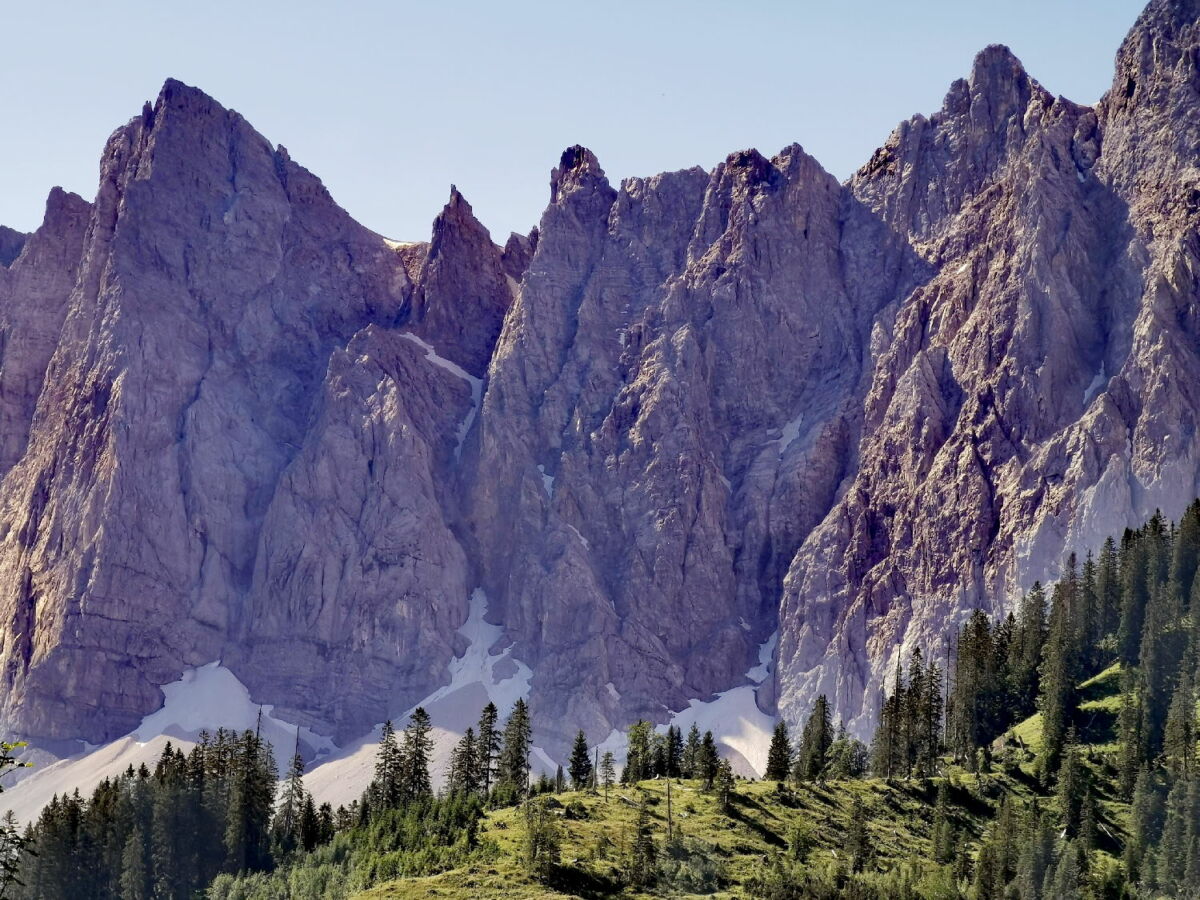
[
  {"x1": 521, "y1": 796, "x2": 561, "y2": 883},
  {"x1": 223, "y1": 729, "x2": 277, "y2": 873},
  {"x1": 1125, "y1": 768, "x2": 1166, "y2": 882},
  {"x1": 498, "y1": 699, "x2": 532, "y2": 795},
  {"x1": 931, "y1": 781, "x2": 955, "y2": 865},
  {"x1": 1157, "y1": 775, "x2": 1197, "y2": 896},
  {"x1": 698, "y1": 731, "x2": 720, "y2": 789},
  {"x1": 476, "y1": 703, "x2": 501, "y2": 796},
  {"x1": 372, "y1": 719, "x2": 403, "y2": 809},
  {"x1": 272, "y1": 744, "x2": 309, "y2": 857},
  {"x1": 627, "y1": 797, "x2": 657, "y2": 888},
  {"x1": 1163, "y1": 670, "x2": 1196, "y2": 777},
  {"x1": 765, "y1": 721, "x2": 792, "y2": 782},
  {"x1": 846, "y1": 795, "x2": 871, "y2": 873},
  {"x1": 119, "y1": 824, "x2": 151, "y2": 900},
  {"x1": 623, "y1": 721, "x2": 652, "y2": 783},
  {"x1": 665, "y1": 725, "x2": 684, "y2": 778},
  {"x1": 715, "y1": 759, "x2": 735, "y2": 812},
  {"x1": 682, "y1": 724, "x2": 702, "y2": 778},
  {"x1": 600, "y1": 751, "x2": 616, "y2": 802},
  {"x1": 567, "y1": 730, "x2": 592, "y2": 790},
  {"x1": 448, "y1": 727, "x2": 479, "y2": 796},
  {"x1": 1056, "y1": 736, "x2": 1089, "y2": 838},
  {"x1": 1039, "y1": 559, "x2": 1083, "y2": 773},
  {"x1": 794, "y1": 694, "x2": 832, "y2": 782},
  {"x1": 399, "y1": 707, "x2": 434, "y2": 802}
]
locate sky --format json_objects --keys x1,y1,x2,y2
[{"x1": 2, "y1": 0, "x2": 1144, "y2": 244}]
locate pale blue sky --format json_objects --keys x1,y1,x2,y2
[{"x1": 3, "y1": 1, "x2": 1144, "y2": 244}]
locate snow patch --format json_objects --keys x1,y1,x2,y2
[
  {"x1": 384, "y1": 238, "x2": 419, "y2": 250},
  {"x1": 1083, "y1": 361, "x2": 1106, "y2": 406},
  {"x1": 954, "y1": 262, "x2": 970, "y2": 275},
  {"x1": 537, "y1": 464, "x2": 554, "y2": 497},
  {"x1": 776, "y1": 413, "x2": 805, "y2": 457},
  {"x1": 3, "y1": 663, "x2": 339, "y2": 824},
  {"x1": 565, "y1": 523, "x2": 590, "y2": 550},
  {"x1": 746, "y1": 631, "x2": 778, "y2": 684},
  {"x1": 663, "y1": 687, "x2": 775, "y2": 777},
  {"x1": 303, "y1": 589, "x2": 538, "y2": 808},
  {"x1": 605, "y1": 682, "x2": 621, "y2": 702},
  {"x1": 399, "y1": 332, "x2": 483, "y2": 459},
  {"x1": 657, "y1": 629, "x2": 779, "y2": 777}
]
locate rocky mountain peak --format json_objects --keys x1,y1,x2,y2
[
  {"x1": 409, "y1": 185, "x2": 513, "y2": 376},
  {"x1": 550, "y1": 145, "x2": 610, "y2": 205}
]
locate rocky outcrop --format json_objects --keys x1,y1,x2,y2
[
  {"x1": 4, "y1": 0, "x2": 1200, "y2": 761},
  {"x1": 408, "y1": 188, "x2": 513, "y2": 378}
]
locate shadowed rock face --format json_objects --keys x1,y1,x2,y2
[{"x1": 2, "y1": 0, "x2": 1200, "y2": 757}]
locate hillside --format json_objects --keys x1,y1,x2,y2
[{"x1": 351, "y1": 671, "x2": 1131, "y2": 899}]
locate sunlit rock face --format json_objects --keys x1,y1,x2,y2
[
  {"x1": 2, "y1": 0, "x2": 1200, "y2": 761},
  {"x1": 778, "y1": 0, "x2": 1200, "y2": 737}
]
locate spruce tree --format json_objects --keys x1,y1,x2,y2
[
  {"x1": 272, "y1": 746, "x2": 309, "y2": 857},
  {"x1": 399, "y1": 707, "x2": 434, "y2": 802},
  {"x1": 665, "y1": 725, "x2": 684, "y2": 777},
  {"x1": 372, "y1": 719, "x2": 403, "y2": 809},
  {"x1": 794, "y1": 694, "x2": 832, "y2": 782},
  {"x1": 627, "y1": 797, "x2": 657, "y2": 888},
  {"x1": 567, "y1": 730, "x2": 593, "y2": 790},
  {"x1": 119, "y1": 825, "x2": 151, "y2": 900},
  {"x1": 765, "y1": 721, "x2": 792, "y2": 782},
  {"x1": 498, "y1": 699, "x2": 532, "y2": 795},
  {"x1": 1163, "y1": 670, "x2": 1196, "y2": 777},
  {"x1": 624, "y1": 720, "x2": 653, "y2": 783},
  {"x1": 698, "y1": 731, "x2": 720, "y2": 789},
  {"x1": 682, "y1": 724, "x2": 702, "y2": 778},
  {"x1": 1039, "y1": 560, "x2": 1083, "y2": 773},
  {"x1": 476, "y1": 702, "x2": 500, "y2": 795},
  {"x1": 600, "y1": 751, "x2": 616, "y2": 802},
  {"x1": 448, "y1": 727, "x2": 479, "y2": 796},
  {"x1": 846, "y1": 795, "x2": 871, "y2": 873}
]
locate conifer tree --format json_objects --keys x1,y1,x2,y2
[
  {"x1": 372, "y1": 720, "x2": 403, "y2": 809},
  {"x1": 1056, "y1": 736, "x2": 1089, "y2": 838},
  {"x1": 623, "y1": 721, "x2": 653, "y2": 783},
  {"x1": 567, "y1": 730, "x2": 592, "y2": 790},
  {"x1": 399, "y1": 707, "x2": 434, "y2": 802},
  {"x1": 846, "y1": 795, "x2": 870, "y2": 873},
  {"x1": 794, "y1": 694, "x2": 832, "y2": 782},
  {"x1": 272, "y1": 744, "x2": 309, "y2": 857},
  {"x1": 716, "y1": 759, "x2": 735, "y2": 812},
  {"x1": 599, "y1": 751, "x2": 616, "y2": 802},
  {"x1": 521, "y1": 796, "x2": 561, "y2": 883},
  {"x1": 1163, "y1": 670, "x2": 1196, "y2": 777},
  {"x1": 765, "y1": 721, "x2": 792, "y2": 782},
  {"x1": 119, "y1": 825, "x2": 151, "y2": 900},
  {"x1": 1125, "y1": 768, "x2": 1166, "y2": 882},
  {"x1": 1039, "y1": 559, "x2": 1083, "y2": 773},
  {"x1": 682, "y1": 724, "x2": 702, "y2": 778},
  {"x1": 447, "y1": 727, "x2": 479, "y2": 796},
  {"x1": 627, "y1": 797, "x2": 657, "y2": 888},
  {"x1": 476, "y1": 703, "x2": 500, "y2": 795},
  {"x1": 698, "y1": 731, "x2": 720, "y2": 789},
  {"x1": 498, "y1": 699, "x2": 532, "y2": 795},
  {"x1": 665, "y1": 725, "x2": 683, "y2": 778}
]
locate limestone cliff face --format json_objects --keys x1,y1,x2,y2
[
  {"x1": 3, "y1": 0, "x2": 1200, "y2": 758},
  {"x1": 777, "y1": 0, "x2": 1200, "y2": 736}
]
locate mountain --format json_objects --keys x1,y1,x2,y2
[{"x1": 1, "y1": 0, "x2": 1198, "y2": 786}]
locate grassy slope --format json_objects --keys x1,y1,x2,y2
[{"x1": 360, "y1": 666, "x2": 1131, "y2": 898}]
